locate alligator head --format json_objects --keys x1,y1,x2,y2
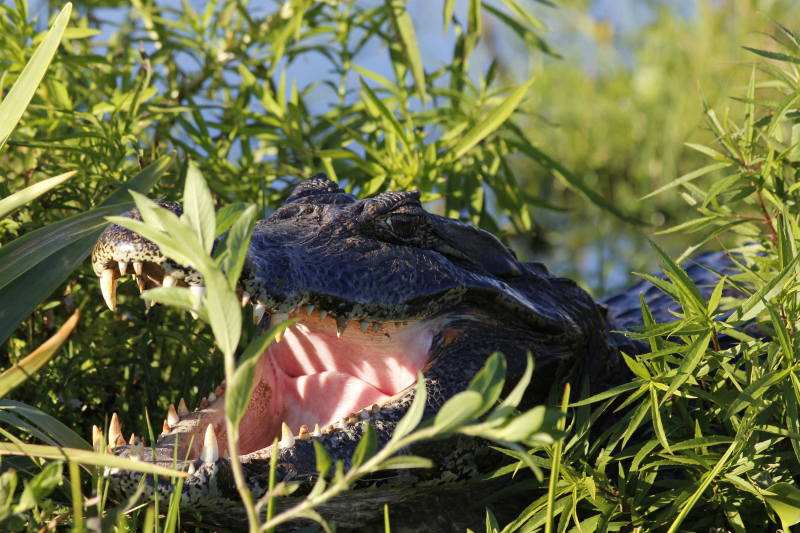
[{"x1": 90, "y1": 174, "x2": 620, "y2": 530}]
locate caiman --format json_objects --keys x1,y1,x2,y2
[{"x1": 89, "y1": 174, "x2": 727, "y2": 531}]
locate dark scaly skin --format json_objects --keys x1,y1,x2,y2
[{"x1": 90, "y1": 174, "x2": 731, "y2": 531}]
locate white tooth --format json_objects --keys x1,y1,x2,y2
[
  {"x1": 360, "y1": 321, "x2": 370, "y2": 333},
  {"x1": 319, "y1": 310, "x2": 328, "y2": 321},
  {"x1": 373, "y1": 322, "x2": 382, "y2": 332},
  {"x1": 190, "y1": 286, "x2": 206, "y2": 308},
  {"x1": 336, "y1": 317, "x2": 349, "y2": 338},
  {"x1": 144, "y1": 299, "x2": 154, "y2": 310},
  {"x1": 190, "y1": 310, "x2": 200, "y2": 319},
  {"x1": 241, "y1": 291, "x2": 251, "y2": 308},
  {"x1": 201, "y1": 425, "x2": 219, "y2": 463},
  {"x1": 167, "y1": 404, "x2": 180, "y2": 427},
  {"x1": 223, "y1": 450, "x2": 228, "y2": 460},
  {"x1": 92, "y1": 425, "x2": 103, "y2": 453},
  {"x1": 136, "y1": 276, "x2": 146, "y2": 294},
  {"x1": 118, "y1": 261, "x2": 128, "y2": 277},
  {"x1": 312, "y1": 424, "x2": 322, "y2": 437},
  {"x1": 273, "y1": 312, "x2": 289, "y2": 343},
  {"x1": 360, "y1": 409, "x2": 370, "y2": 419},
  {"x1": 338, "y1": 417, "x2": 347, "y2": 429},
  {"x1": 280, "y1": 422, "x2": 295, "y2": 448},
  {"x1": 109, "y1": 413, "x2": 125, "y2": 448},
  {"x1": 254, "y1": 304, "x2": 266, "y2": 325},
  {"x1": 187, "y1": 462, "x2": 196, "y2": 475},
  {"x1": 298, "y1": 425, "x2": 311, "y2": 440},
  {"x1": 395, "y1": 322, "x2": 402, "y2": 328},
  {"x1": 101, "y1": 269, "x2": 117, "y2": 312},
  {"x1": 130, "y1": 435, "x2": 143, "y2": 461},
  {"x1": 208, "y1": 392, "x2": 217, "y2": 403},
  {"x1": 163, "y1": 275, "x2": 178, "y2": 288},
  {"x1": 133, "y1": 262, "x2": 143, "y2": 276},
  {"x1": 305, "y1": 304, "x2": 315, "y2": 315},
  {"x1": 177, "y1": 398, "x2": 189, "y2": 415}
]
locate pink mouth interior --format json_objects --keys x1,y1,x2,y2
[{"x1": 188, "y1": 312, "x2": 438, "y2": 457}]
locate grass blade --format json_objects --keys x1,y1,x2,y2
[
  {"x1": 0, "y1": 3, "x2": 72, "y2": 150},
  {"x1": 0, "y1": 171, "x2": 76, "y2": 220}
]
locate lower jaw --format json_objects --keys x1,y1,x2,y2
[{"x1": 177, "y1": 316, "x2": 440, "y2": 458}]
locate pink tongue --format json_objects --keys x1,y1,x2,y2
[{"x1": 284, "y1": 371, "x2": 389, "y2": 428}]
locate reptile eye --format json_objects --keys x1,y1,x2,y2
[{"x1": 387, "y1": 214, "x2": 420, "y2": 238}]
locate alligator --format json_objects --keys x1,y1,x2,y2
[{"x1": 89, "y1": 174, "x2": 725, "y2": 532}]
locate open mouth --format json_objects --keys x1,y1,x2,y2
[
  {"x1": 179, "y1": 307, "x2": 438, "y2": 459},
  {"x1": 97, "y1": 259, "x2": 439, "y2": 459}
]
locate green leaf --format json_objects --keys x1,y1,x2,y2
[
  {"x1": 640, "y1": 162, "x2": 730, "y2": 200},
  {"x1": 0, "y1": 310, "x2": 79, "y2": 401},
  {"x1": 351, "y1": 424, "x2": 377, "y2": 468},
  {"x1": 375, "y1": 455, "x2": 434, "y2": 470},
  {"x1": 742, "y1": 46, "x2": 800, "y2": 66},
  {"x1": 386, "y1": 0, "x2": 427, "y2": 106},
  {"x1": 622, "y1": 352, "x2": 651, "y2": 381},
  {"x1": 723, "y1": 367, "x2": 793, "y2": 421},
  {"x1": 649, "y1": 386, "x2": 671, "y2": 454},
  {"x1": 727, "y1": 252, "x2": 800, "y2": 323},
  {"x1": 467, "y1": 352, "x2": 506, "y2": 418},
  {"x1": 392, "y1": 373, "x2": 426, "y2": 441},
  {"x1": 660, "y1": 329, "x2": 712, "y2": 405},
  {"x1": 217, "y1": 204, "x2": 257, "y2": 289},
  {"x1": 0, "y1": 171, "x2": 76, "y2": 220},
  {"x1": 182, "y1": 159, "x2": 216, "y2": 255},
  {"x1": 360, "y1": 78, "x2": 410, "y2": 154},
  {"x1": 0, "y1": 3, "x2": 71, "y2": 150},
  {"x1": 451, "y1": 77, "x2": 535, "y2": 161},
  {"x1": 215, "y1": 203, "x2": 249, "y2": 237},
  {"x1": 16, "y1": 461, "x2": 62, "y2": 513},
  {"x1": 0, "y1": 441, "x2": 188, "y2": 477},
  {"x1": 762, "y1": 483, "x2": 800, "y2": 530},
  {"x1": 0, "y1": 400, "x2": 90, "y2": 451},
  {"x1": 434, "y1": 390, "x2": 483, "y2": 433},
  {"x1": 0, "y1": 153, "x2": 172, "y2": 345},
  {"x1": 443, "y1": 0, "x2": 456, "y2": 33}
]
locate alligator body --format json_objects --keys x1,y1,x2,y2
[{"x1": 90, "y1": 174, "x2": 719, "y2": 531}]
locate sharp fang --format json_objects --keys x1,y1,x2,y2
[
  {"x1": 369, "y1": 404, "x2": 381, "y2": 414},
  {"x1": 177, "y1": 398, "x2": 189, "y2": 416},
  {"x1": 319, "y1": 310, "x2": 328, "y2": 321},
  {"x1": 187, "y1": 462, "x2": 196, "y2": 475},
  {"x1": 144, "y1": 299, "x2": 154, "y2": 310},
  {"x1": 162, "y1": 419, "x2": 171, "y2": 434},
  {"x1": 201, "y1": 397, "x2": 209, "y2": 408},
  {"x1": 167, "y1": 404, "x2": 180, "y2": 427},
  {"x1": 241, "y1": 291, "x2": 251, "y2": 308},
  {"x1": 130, "y1": 435, "x2": 143, "y2": 461},
  {"x1": 136, "y1": 277, "x2": 146, "y2": 294},
  {"x1": 201, "y1": 425, "x2": 219, "y2": 463},
  {"x1": 223, "y1": 450, "x2": 229, "y2": 460},
  {"x1": 336, "y1": 317, "x2": 349, "y2": 338},
  {"x1": 305, "y1": 304, "x2": 315, "y2": 315},
  {"x1": 208, "y1": 392, "x2": 217, "y2": 403},
  {"x1": 109, "y1": 413, "x2": 125, "y2": 448},
  {"x1": 92, "y1": 425, "x2": 102, "y2": 453},
  {"x1": 347, "y1": 414, "x2": 358, "y2": 424},
  {"x1": 360, "y1": 321, "x2": 369, "y2": 333},
  {"x1": 373, "y1": 322, "x2": 382, "y2": 332},
  {"x1": 190, "y1": 310, "x2": 200, "y2": 319},
  {"x1": 215, "y1": 386, "x2": 224, "y2": 396},
  {"x1": 254, "y1": 304, "x2": 266, "y2": 325},
  {"x1": 118, "y1": 261, "x2": 128, "y2": 277},
  {"x1": 273, "y1": 312, "x2": 289, "y2": 343},
  {"x1": 337, "y1": 417, "x2": 347, "y2": 429},
  {"x1": 281, "y1": 422, "x2": 295, "y2": 448},
  {"x1": 313, "y1": 424, "x2": 322, "y2": 437},
  {"x1": 163, "y1": 275, "x2": 178, "y2": 288},
  {"x1": 100, "y1": 269, "x2": 117, "y2": 312},
  {"x1": 360, "y1": 409, "x2": 370, "y2": 419},
  {"x1": 298, "y1": 425, "x2": 310, "y2": 441},
  {"x1": 133, "y1": 262, "x2": 143, "y2": 276},
  {"x1": 221, "y1": 380, "x2": 227, "y2": 389},
  {"x1": 323, "y1": 425, "x2": 334, "y2": 434}
]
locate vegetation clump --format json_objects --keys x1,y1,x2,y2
[{"x1": 2, "y1": 0, "x2": 800, "y2": 531}]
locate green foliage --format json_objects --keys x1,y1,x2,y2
[{"x1": 497, "y1": 20, "x2": 800, "y2": 532}]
